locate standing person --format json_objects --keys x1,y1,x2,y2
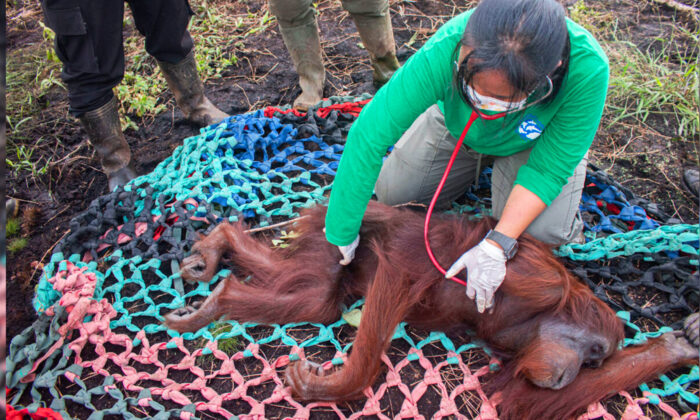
[
  {"x1": 40, "y1": 0, "x2": 229, "y2": 191},
  {"x1": 268, "y1": 0, "x2": 400, "y2": 111},
  {"x1": 324, "y1": 0, "x2": 609, "y2": 312}
]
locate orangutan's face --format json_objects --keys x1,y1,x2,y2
[{"x1": 520, "y1": 318, "x2": 617, "y2": 389}]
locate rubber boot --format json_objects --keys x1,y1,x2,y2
[
  {"x1": 278, "y1": 22, "x2": 325, "y2": 111},
  {"x1": 350, "y1": 12, "x2": 400, "y2": 87},
  {"x1": 682, "y1": 168, "x2": 699, "y2": 199},
  {"x1": 78, "y1": 97, "x2": 137, "y2": 191},
  {"x1": 157, "y1": 50, "x2": 229, "y2": 127}
]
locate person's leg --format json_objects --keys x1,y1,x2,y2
[
  {"x1": 375, "y1": 105, "x2": 488, "y2": 208},
  {"x1": 128, "y1": 0, "x2": 228, "y2": 126},
  {"x1": 491, "y1": 149, "x2": 588, "y2": 245},
  {"x1": 127, "y1": 0, "x2": 193, "y2": 64},
  {"x1": 40, "y1": 0, "x2": 124, "y2": 116},
  {"x1": 40, "y1": 0, "x2": 136, "y2": 189},
  {"x1": 341, "y1": 0, "x2": 399, "y2": 86},
  {"x1": 268, "y1": 0, "x2": 325, "y2": 111}
]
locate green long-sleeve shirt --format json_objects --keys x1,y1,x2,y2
[{"x1": 325, "y1": 10, "x2": 609, "y2": 246}]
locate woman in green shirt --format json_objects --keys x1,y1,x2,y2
[{"x1": 324, "y1": 0, "x2": 609, "y2": 313}]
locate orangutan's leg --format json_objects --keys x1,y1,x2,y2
[{"x1": 285, "y1": 260, "x2": 411, "y2": 401}]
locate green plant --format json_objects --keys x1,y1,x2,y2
[
  {"x1": 196, "y1": 321, "x2": 241, "y2": 355},
  {"x1": 568, "y1": 0, "x2": 614, "y2": 37},
  {"x1": 6, "y1": 41, "x2": 63, "y2": 129},
  {"x1": 6, "y1": 141, "x2": 53, "y2": 178},
  {"x1": 569, "y1": 1, "x2": 700, "y2": 139},
  {"x1": 8, "y1": 238, "x2": 28, "y2": 254},
  {"x1": 7, "y1": 216, "x2": 27, "y2": 254},
  {"x1": 6, "y1": 218, "x2": 21, "y2": 237},
  {"x1": 113, "y1": 2, "x2": 255, "y2": 126},
  {"x1": 605, "y1": 31, "x2": 699, "y2": 138}
]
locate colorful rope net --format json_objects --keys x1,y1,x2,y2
[{"x1": 7, "y1": 95, "x2": 699, "y2": 420}]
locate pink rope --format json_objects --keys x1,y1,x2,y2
[{"x1": 28, "y1": 261, "x2": 698, "y2": 419}]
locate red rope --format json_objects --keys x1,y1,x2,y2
[
  {"x1": 6, "y1": 404, "x2": 63, "y2": 420},
  {"x1": 263, "y1": 99, "x2": 371, "y2": 119}
]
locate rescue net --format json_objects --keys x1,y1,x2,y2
[{"x1": 6, "y1": 96, "x2": 699, "y2": 420}]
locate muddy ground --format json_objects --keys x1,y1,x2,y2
[{"x1": 5, "y1": 0, "x2": 699, "y2": 417}]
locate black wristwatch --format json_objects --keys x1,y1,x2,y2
[{"x1": 485, "y1": 229, "x2": 519, "y2": 260}]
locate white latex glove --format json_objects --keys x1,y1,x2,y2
[
  {"x1": 337, "y1": 235, "x2": 360, "y2": 265},
  {"x1": 324, "y1": 228, "x2": 360, "y2": 265},
  {"x1": 445, "y1": 239, "x2": 507, "y2": 313}
]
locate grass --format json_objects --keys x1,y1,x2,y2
[
  {"x1": 195, "y1": 321, "x2": 241, "y2": 372},
  {"x1": 5, "y1": 22, "x2": 64, "y2": 134},
  {"x1": 6, "y1": 218, "x2": 21, "y2": 237},
  {"x1": 6, "y1": 218, "x2": 27, "y2": 254},
  {"x1": 5, "y1": 140, "x2": 52, "y2": 178},
  {"x1": 8, "y1": 238, "x2": 29, "y2": 255},
  {"x1": 197, "y1": 321, "x2": 242, "y2": 355},
  {"x1": 605, "y1": 23, "x2": 699, "y2": 139},
  {"x1": 116, "y1": 1, "x2": 275, "y2": 130},
  {"x1": 569, "y1": 0, "x2": 700, "y2": 140},
  {"x1": 6, "y1": 0, "x2": 698, "y2": 185}
]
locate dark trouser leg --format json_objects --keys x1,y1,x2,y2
[
  {"x1": 126, "y1": 0, "x2": 194, "y2": 63},
  {"x1": 40, "y1": 0, "x2": 125, "y2": 116}
]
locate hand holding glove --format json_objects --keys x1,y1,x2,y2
[{"x1": 445, "y1": 239, "x2": 507, "y2": 313}]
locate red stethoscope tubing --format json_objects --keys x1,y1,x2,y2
[{"x1": 423, "y1": 108, "x2": 508, "y2": 286}]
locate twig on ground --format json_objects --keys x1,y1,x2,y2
[
  {"x1": 244, "y1": 215, "x2": 308, "y2": 234},
  {"x1": 5, "y1": 196, "x2": 41, "y2": 205},
  {"x1": 648, "y1": 0, "x2": 700, "y2": 20},
  {"x1": 393, "y1": 202, "x2": 427, "y2": 209},
  {"x1": 44, "y1": 205, "x2": 70, "y2": 226},
  {"x1": 30, "y1": 228, "x2": 71, "y2": 284},
  {"x1": 233, "y1": 83, "x2": 252, "y2": 109}
]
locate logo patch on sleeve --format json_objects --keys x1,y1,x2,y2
[{"x1": 517, "y1": 114, "x2": 544, "y2": 141}]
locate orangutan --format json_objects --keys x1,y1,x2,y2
[{"x1": 164, "y1": 201, "x2": 698, "y2": 419}]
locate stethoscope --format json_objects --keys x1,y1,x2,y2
[
  {"x1": 423, "y1": 108, "x2": 509, "y2": 286},
  {"x1": 423, "y1": 63, "x2": 554, "y2": 285}
]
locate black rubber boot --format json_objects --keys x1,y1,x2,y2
[
  {"x1": 158, "y1": 50, "x2": 229, "y2": 127},
  {"x1": 79, "y1": 97, "x2": 137, "y2": 191},
  {"x1": 682, "y1": 168, "x2": 699, "y2": 199}
]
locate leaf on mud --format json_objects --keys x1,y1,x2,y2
[{"x1": 280, "y1": 230, "x2": 299, "y2": 240}]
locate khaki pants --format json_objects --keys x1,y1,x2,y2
[
  {"x1": 269, "y1": 0, "x2": 389, "y2": 28},
  {"x1": 375, "y1": 105, "x2": 587, "y2": 245}
]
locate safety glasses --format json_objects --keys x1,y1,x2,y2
[{"x1": 456, "y1": 56, "x2": 554, "y2": 117}]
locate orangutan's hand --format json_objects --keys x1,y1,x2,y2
[{"x1": 445, "y1": 239, "x2": 507, "y2": 313}]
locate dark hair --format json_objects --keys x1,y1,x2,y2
[{"x1": 456, "y1": 0, "x2": 570, "y2": 106}]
